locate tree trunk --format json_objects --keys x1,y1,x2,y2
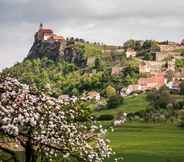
[{"x1": 25, "y1": 144, "x2": 37, "y2": 162}]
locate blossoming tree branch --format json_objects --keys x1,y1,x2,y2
[{"x1": 0, "y1": 77, "x2": 112, "y2": 162}]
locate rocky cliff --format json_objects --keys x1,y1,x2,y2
[{"x1": 27, "y1": 38, "x2": 87, "y2": 68}]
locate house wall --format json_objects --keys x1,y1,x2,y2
[
  {"x1": 139, "y1": 61, "x2": 164, "y2": 74},
  {"x1": 44, "y1": 35, "x2": 52, "y2": 41}
]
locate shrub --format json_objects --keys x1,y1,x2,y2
[
  {"x1": 176, "y1": 59, "x2": 184, "y2": 68},
  {"x1": 106, "y1": 85, "x2": 116, "y2": 97},
  {"x1": 147, "y1": 87, "x2": 173, "y2": 109},
  {"x1": 95, "y1": 104, "x2": 106, "y2": 111},
  {"x1": 107, "y1": 95, "x2": 124, "y2": 109},
  {"x1": 143, "y1": 52, "x2": 154, "y2": 60},
  {"x1": 177, "y1": 110, "x2": 184, "y2": 128},
  {"x1": 96, "y1": 114, "x2": 114, "y2": 121}
]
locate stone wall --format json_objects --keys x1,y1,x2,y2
[{"x1": 139, "y1": 61, "x2": 164, "y2": 74}]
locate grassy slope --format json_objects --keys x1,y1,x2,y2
[
  {"x1": 106, "y1": 122, "x2": 184, "y2": 162},
  {"x1": 94, "y1": 94, "x2": 149, "y2": 116}
]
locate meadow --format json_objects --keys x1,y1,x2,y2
[
  {"x1": 94, "y1": 94, "x2": 149, "y2": 117},
  {"x1": 106, "y1": 122, "x2": 184, "y2": 162},
  {"x1": 96, "y1": 94, "x2": 184, "y2": 162}
]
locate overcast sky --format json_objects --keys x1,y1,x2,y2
[{"x1": 0, "y1": 0, "x2": 184, "y2": 70}]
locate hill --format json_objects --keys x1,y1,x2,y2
[{"x1": 1, "y1": 26, "x2": 139, "y2": 97}]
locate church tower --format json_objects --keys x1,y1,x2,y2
[
  {"x1": 39, "y1": 23, "x2": 43, "y2": 30},
  {"x1": 36, "y1": 23, "x2": 44, "y2": 41}
]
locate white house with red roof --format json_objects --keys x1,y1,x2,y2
[
  {"x1": 86, "y1": 91, "x2": 101, "y2": 101},
  {"x1": 125, "y1": 48, "x2": 136, "y2": 58}
]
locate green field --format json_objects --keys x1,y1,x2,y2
[
  {"x1": 94, "y1": 94, "x2": 149, "y2": 117},
  {"x1": 105, "y1": 122, "x2": 184, "y2": 162}
]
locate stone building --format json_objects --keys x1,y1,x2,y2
[
  {"x1": 139, "y1": 61, "x2": 164, "y2": 74},
  {"x1": 36, "y1": 23, "x2": 65, "y2": 42},
  {"x1": 154, "y1": 44, "x2": 181, "y2": 61}
]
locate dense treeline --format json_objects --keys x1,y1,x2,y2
[{"x1": 1, "y1": 56, "x2": 139, "y2": 97}]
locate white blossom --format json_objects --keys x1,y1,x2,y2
[{"x1": 0, "y1": 77, "x2": 113, "y2": 162}]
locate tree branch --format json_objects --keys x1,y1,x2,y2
[{"x1": 0, "y1": 145, "x2": 20, "y2": 162}]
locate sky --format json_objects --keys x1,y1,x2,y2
[{"x1": 0, "y1": 0, "x2": 184, "y2": 70}]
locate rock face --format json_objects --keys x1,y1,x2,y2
[
  {"x1": 27, "y1": 40, "x2": 62, "y2": 61},
  {"x1": 27, "y1": 37, "x2": 87, "y2": 68},
  {"x1": 64, "y1": 46, "x2": 87, "y2": 68}
]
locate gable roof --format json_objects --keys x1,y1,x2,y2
[
  {"x1": 39, "y1": 28, "x2": 53, "y2": 34},
  {"x1": 49, "y1": 34, "x2": 65, "y2": 41}
]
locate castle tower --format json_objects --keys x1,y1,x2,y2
[
  {"x1": 39, "y1": 23, "x2": 43, "y2": 30},
  {"x1": 37, "y1": 23, "x2": 44, "y2": 41}
]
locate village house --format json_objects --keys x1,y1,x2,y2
[
  {"x1": 139, "y1": 61, "x2": 164, "y2": 74},
  {"x1": 125, "y1": 48, "x2": 136, "y2": 58},
  {"x1": 86, "y1": 91, "x2": 101, "y2": 101},
  {"x1": 166, "y1": 79, "x2": 181, "y2": 92},
  {"x1": 111, "y1": 67, "x2": 123, "y2": 75},
  {"x1": 125, "y1": 85, "x2": 142, "y2": 95},
  {"x1": 113, "y1": 112, "x2": 127, "y2": 127},
  {"x1": 138, "y1": 73, "x2": 166, "y2": 91}
]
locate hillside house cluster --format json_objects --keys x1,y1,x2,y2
[
  {"x1": 154, "y1": 44, "x2": 182, "y2": 61},
  {"x1": 121, "y1": 73, "x2": 166, "y2": 96}
]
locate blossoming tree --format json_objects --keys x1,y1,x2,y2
[{"x1": 0, "y1": 77, "x2": 112, "y2": 162}]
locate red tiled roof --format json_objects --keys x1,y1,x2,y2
[
  {"x1": 87, "y1": 91, "x2": 99, "y2": 97},
  {"x1": 111, "y1": 67, "x2": 123, "y2": 75},
  {"x1": 40, "y1": 28, "x2": 53, "y2": 34},
  {"x1": 52, "y1": 34, "x2": 65, "y2": 41},
  {"x1": 138, "y1": 73, "x2": 165, "y2": 89}
]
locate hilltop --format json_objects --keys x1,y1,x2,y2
[{"x1": 1, "y1": 24, "x2": 184, "y2": 98}]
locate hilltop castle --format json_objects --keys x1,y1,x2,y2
[{"x1": 35, "y1": 23, "x2": 65, "y2": 42}]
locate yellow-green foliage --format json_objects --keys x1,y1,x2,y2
[
  {"x1": 174, "y1": 48, "x2": 184, "y2": 53},
  {"x1": 176, "y1": 59, "x2": 184, "y2": 68},
  {"x1": 106, "y1": 85, "x2": 116, "y2": 97},
  {"x1": 128, "y1": 58, "x2": 140, "y2": 68},
  {"x1": 84, "y1": 44, "x2": 103, "y2": 57}
]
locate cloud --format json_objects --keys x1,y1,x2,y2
[{"x1": 0, "y1": 0, "x2": 184, "y2": 70}]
